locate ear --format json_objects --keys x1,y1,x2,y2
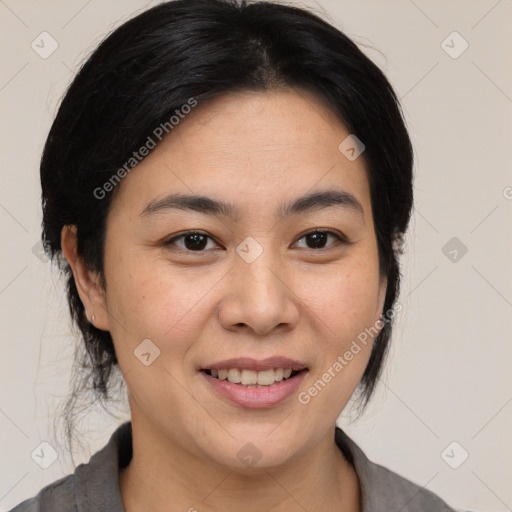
[{"x1": 61, "y1": 225, "x2": 109, "y2": 331}]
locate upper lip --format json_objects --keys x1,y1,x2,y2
[{"x1": 201, "y1": 357, "x2": 308, "y2": 372}]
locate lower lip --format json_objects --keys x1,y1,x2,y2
[{"x1": 201, "y1": 370, "x2": 307, "y2": 408}]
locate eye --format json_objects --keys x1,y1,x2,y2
[
  {"x1": 293, "y1": 229, "x2": 346, "y2": 250},
  {"x1": 163, "y1": 228, "x2": 347, "y2": 254},
  {"x1": 163, "y1": 231, "x2": 220, "y2": 252}
]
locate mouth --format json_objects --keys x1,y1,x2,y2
[
  {"x1": 201, "y1": 367, "x2": 307, "y2": 387},
  {"x1": 199, "y1": 357, "x2": 309, "y2": 408}
]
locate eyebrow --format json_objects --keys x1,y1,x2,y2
[{"x1": 140, "y1": 189, "x2": 364, "y2": 221}]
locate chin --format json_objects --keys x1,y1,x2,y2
[{"x1": 195, "y1": 427, "x2": 305, "y2": 472}]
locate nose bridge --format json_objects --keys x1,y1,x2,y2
[
  {"x1": 219, "y1": 235, "x2": 299, "y2": 334},
  {"x1": 235, "y1": 237, "x2": 286, "y2": 302}
]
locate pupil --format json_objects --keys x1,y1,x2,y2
[
  {"x1": 185, "y1": 233, "x2": 207, "y2": 250},
  {"x1": 307, "y1": 232, "x2": 327, "y2": 249}
]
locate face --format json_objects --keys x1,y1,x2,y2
[{"x1": 80, "y1": 88, "x2": 387, "y2": 469}]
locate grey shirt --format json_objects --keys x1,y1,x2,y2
[{"x1": 9, "y1": 421, "x2": 457, "y2": 511}]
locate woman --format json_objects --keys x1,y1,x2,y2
[{"x1": 10, "y1": 0, "x2": 460, "y2": 510}]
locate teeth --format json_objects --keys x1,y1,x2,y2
[
  {"x1": 228, "y1": 368, "x2": 241, "y2": 383},
  {"x1": 241, "y1": 370, "x2": 258, "y2": 385},
  {"x1": 257, "y1": 369, "x2": 275, "y2": 385},
  {"x1": 207, "y1": 367, "x2": 301, "y2": 386}
]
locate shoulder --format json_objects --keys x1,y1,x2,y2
[
  {"x1": 7, "y1": 473, "x2": 76, "y2": 512},
  {"x1": 335, "y1": 427, "x2": 459, "y2": 512},
  {"x1": 359, "y1": 457, "x2": 456, "y2": 511}
]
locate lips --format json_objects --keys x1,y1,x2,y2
[
  {"x1": 199, "y1": 356, "x2": 309, "y2": 407},
  {"x1": 200, "y1": 356, "x2": 308, "y2": 372},
  {"x1": 201, "y1": 368, "x2": 308, "y2": 408}
]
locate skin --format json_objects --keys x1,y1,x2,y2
[{"x1": 62, "y1": 87, "x2": 387, "y2": 512}]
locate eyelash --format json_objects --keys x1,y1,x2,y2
[{"x1": 162, "y1": 229, "x2": 348, "y2": 253}]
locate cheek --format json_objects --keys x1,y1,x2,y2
[
  {"x1": 104, "y1": 251, "x2": 218, "y2": 355},
  {"x1": 300, "y1": 258, "x2": 382, "y2": 345},
  {"x1": 297, "y1": 263, "x2": 381, "y2": 415}
]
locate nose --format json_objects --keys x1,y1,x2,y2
[{"x1": 217, "y1": 249, "x2": 301, "y2": 337}]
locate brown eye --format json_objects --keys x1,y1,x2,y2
[
  {"x1": 294, "y1": 230, "x2": 345, "y2": 250},
  {"x1": 164, "y1": 231, "x2": 218, "y2": 252}
]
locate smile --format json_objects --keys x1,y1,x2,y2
[
  {"x1": 200, "y1": 367, "x2": 308, "y2": 408},
  {"x1": 203, "y1": 367, "x2": 304, "y2": 387}
]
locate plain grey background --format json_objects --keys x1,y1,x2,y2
[{"x1": 1, "y1": 1, "x2": 511, "y2": 511}]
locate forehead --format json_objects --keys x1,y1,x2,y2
[{"x1": 109, "y1": 87, "x2": 372, "y2": 219}]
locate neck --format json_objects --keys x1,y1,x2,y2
[{"x1": 120, "y1": 416, "x2": 360, "y2": 512}]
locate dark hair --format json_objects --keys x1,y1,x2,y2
[{"x1": 41, "y1": 0, "x2": 413, "y2": 455}]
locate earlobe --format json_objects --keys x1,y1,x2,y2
[{"x1": 61, "y1": 225, "x2": 108, "y2": 330}]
